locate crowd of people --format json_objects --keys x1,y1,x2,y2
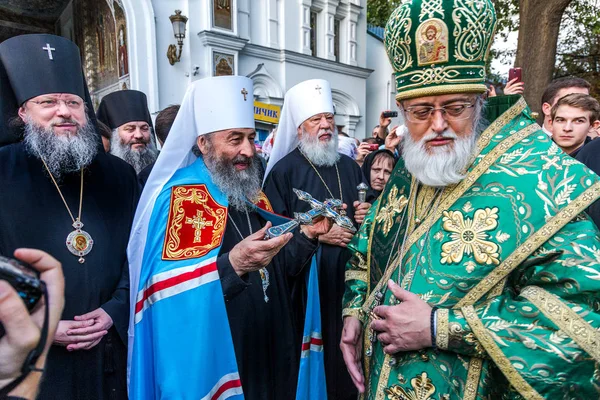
[{"x1": 1, "y1": 0, "x2": 600, "y2": 399}]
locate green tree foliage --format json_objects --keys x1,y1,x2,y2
[
  {"x1": 555, "y1": 0, "x2": 600, "y2": 97},
  {"x1": 366, "y1": 0, "x2": 402, "y2": 27}
]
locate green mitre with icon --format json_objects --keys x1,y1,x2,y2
[{"x1": 384, "y1": 0, "x2": 497, "y2": 101}]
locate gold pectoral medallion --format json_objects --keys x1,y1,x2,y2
[{"x1": 66, "y1": 220, "x2": 93, "y2": 264}]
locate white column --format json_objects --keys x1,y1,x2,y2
[
  {"x1": 267, "y1": 0, "x2": 280, "y2": 47},
  {"x1": 238, "y1": 0, "x2": 251, "y2": 40},
  {"x1": 323, "y1": 1, "x2": 338, "y2": 61},
  {"x1": 299, "y1": 0, "x2": 312, "y2": 55},
  {"x1": 347, "y1": 3, "x2": 360, "y2": 66}
]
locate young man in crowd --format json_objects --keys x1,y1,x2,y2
[
  {"x1": 550, "y1": 93, "x2": 600, "y2": 157},
  {"x1": 540, "y1": 76, "x2": 591, "y2": 136}
]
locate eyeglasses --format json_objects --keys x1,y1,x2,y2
[
  {"x1": 29, "y1": 98, "x2": 84, "y2": 110},
  {"x1": 402, "y1": 102, "x2": 476, "y2": 123},
  {"x1": 306, "y1": 113, "x2": 335, "y2": 125}
]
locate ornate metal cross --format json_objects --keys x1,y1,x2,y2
[
  {"x1": 265, "y1": 188, "x2": 356, "y2": 239},
  {"x1": 185, "y1": 210, "x2": 213, "y2": 243},
  {"x1": 241, "y1": 88, "x2": 248, "y2": 101},
  {"x1": 42, "y1": 43, "x2": 55, "y2": 60}
]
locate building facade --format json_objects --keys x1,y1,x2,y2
[
  {"x1": 145, "y1": 0, "x2": 372, "y2": 139},
  {"x1": 0, "y1": 0, "x2": 398, "y2": 140}
]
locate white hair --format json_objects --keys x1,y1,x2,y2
[
  {"x1": 401, "y1": 97, "x2": 486, "y2": 187},
  {"x1": 298, "y1": 126, "x2": 340, "y2": 167}
]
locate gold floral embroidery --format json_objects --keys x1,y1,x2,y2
[
  {"x1": 495, "y1": 230, "x2": 510, "y2": 243},
  {"x1": 440, "y1": 208, "x2": 500, "y2": 265},
  {"x1": 456, "y1": 181, "x2": 600, "y2": 308},
  {"x1": 462, "y1": 201, "x2": 474, "y2": 213},
  {"x1": 520, "y1": 286, "x2": 600, "y2": 363},
  {"x1": 464, "y1": 261, "x2": 476, "y2": 273},
  {"x1": 363, "y1": 120, "x2": 535, "y2": 313},
  {"x1": 385, "y1": 372, "x2": 436, "y2": 400},
  {"x1": 376, "y1": 185, "x2": 409, "y2": 236}
]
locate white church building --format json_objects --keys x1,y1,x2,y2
[{"x1": 4, "y1": 0, "x2": 399, "y2": 141}]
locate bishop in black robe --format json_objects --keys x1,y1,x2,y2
[
  {"x1": 217, "y1": 205, "x2": 317, "y2": 399},
  {"x1": 264, "y1": 147, "x2": 366, "y2": 400},
  {"x1": 0, "y1": 142, "x2": 139, "y2": 399}
]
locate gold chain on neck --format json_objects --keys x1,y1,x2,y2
[
  {"x1": 39, "y1": 158, "x2": 83, "y2": 224},
  {"x1": 299, "y1": 150, "x2": 343, "y2": 204}
]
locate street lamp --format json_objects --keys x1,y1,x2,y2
[{"x1": 167, "y1": 10, "x2": 188, "y2": 65}]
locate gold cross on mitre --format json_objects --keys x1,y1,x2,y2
[
  {"x1": 241, "y1": 88, "x2": 248, "y2": 101},
  {"x1": 185, "y1": 210, "x2": 213, "y2": 243},
  {"x1": 315, "y1": 84, "x2": 322, "y2": 94},
  {"x1": 42, "y1": 43, "x2": 56, "y2": 60}
]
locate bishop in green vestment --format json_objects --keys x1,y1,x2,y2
[{"x1": 341, "y1": 1, "x2": 600, "y2": 399}]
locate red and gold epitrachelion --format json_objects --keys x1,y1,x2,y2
[
  {"x1": 162, "y1": 185, "x2": 227, "y2": 261},
  {"x1": 254, "y1": 191, "x2": 274, "y2": 213}
]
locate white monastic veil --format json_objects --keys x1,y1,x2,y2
[
  {"x1": 262, "y1": 79, "x2": 335, "y2": 183},
  {"x1": 125, "y1": 76, "x2": 255, "y2": 386}
]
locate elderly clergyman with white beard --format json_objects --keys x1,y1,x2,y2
[
  {"x1": 97, "y1": 90, "x2": 158, "y2": 174},
  {"x1": 128, "y1": 75, "x2": 331, "y2": 399},
  {"x1": 0, "y1": 34, "x2": 138, "y2": 399},
  {"x1": 342, "y1": 0, "x2": 600, "y2": 398},
  {"x1": 263, "y1": 79, "x2": 370, "y2": 400}
]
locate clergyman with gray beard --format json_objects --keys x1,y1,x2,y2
[
  {"x1": 342, "y1": 0, "x2": 600, "y2": 395},
  {"x1": 128, "y1": 75, "x2": 334, "y2": 400},
  {"x1": 97, "y1": 89, "x2": 157, "y2": 173},
  {"x1": 263, "y1": 78, "x2": 370, "y2": 400},
  {"x1": 0, "y1": 33, "x2": 139, "y2": 399}
]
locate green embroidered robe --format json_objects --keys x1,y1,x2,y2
[{"x1": 343, "y1": 97, "x2": 600, "y2": 400}]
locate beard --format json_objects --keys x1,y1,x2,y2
[
  {"x1": 23, "y1": 116, "x2": 98, "y2": 181},
  {"x1": 402, "y1": 129, "x2": 478, "y2": 187},
  {"x1": 203, "y1": 142, "x2": 262, "y2": 212},
  {"x1": 110, "y1": 131, "x2": 158, "y2": 173},
  {"x1": 298, "y1": 127, "x2": 340, "y2": 167}
]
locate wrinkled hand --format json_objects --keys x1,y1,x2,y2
[
  {"x1": 301, "y1": 215, "x2": 333, "y2": 240},
  {"x1": 0, "y1": 249, "x2": 64, "y2": 388},
  {"x1": 353, "y1": 201, "x2": 371, "y2": 225},
  {"x1": 319, "y1": 223, "x2": 354, "y2": 248},
  {"x1": 384, "y1": 125, "x2": 402, "y2": 152},
  {"x1": 355, "y1": 142, "x2": 373, "y2": 166},
  {"x1": 503, "y1": 77, "x2": 524, "y2": 95},
  {"x1": 370, "y1": 280, "x2": 432, "y2": 354},
  {"x1": 340, "y1": 316, "x2": 365, "y2": 393},
  {"x1": 229, "y1": 222, "x2": 293, "y2": 276}
]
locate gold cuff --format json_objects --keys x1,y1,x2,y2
[
  {"x1": 436, "y1": 308, "x2": 449, "y2": 350},
  {"x1": 345, "y1": 270, "x2": 368, "y2": 282},
  {"x1": 342, "y1": 308, "x2": 366, "y2": 324}
]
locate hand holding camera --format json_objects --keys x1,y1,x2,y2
[
  {"x1": 356, "y1": 142, "x2": 377, "y2": 165},
  {"x1": 0, "y1": 249, "x2": 64, "y2": 398}
]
